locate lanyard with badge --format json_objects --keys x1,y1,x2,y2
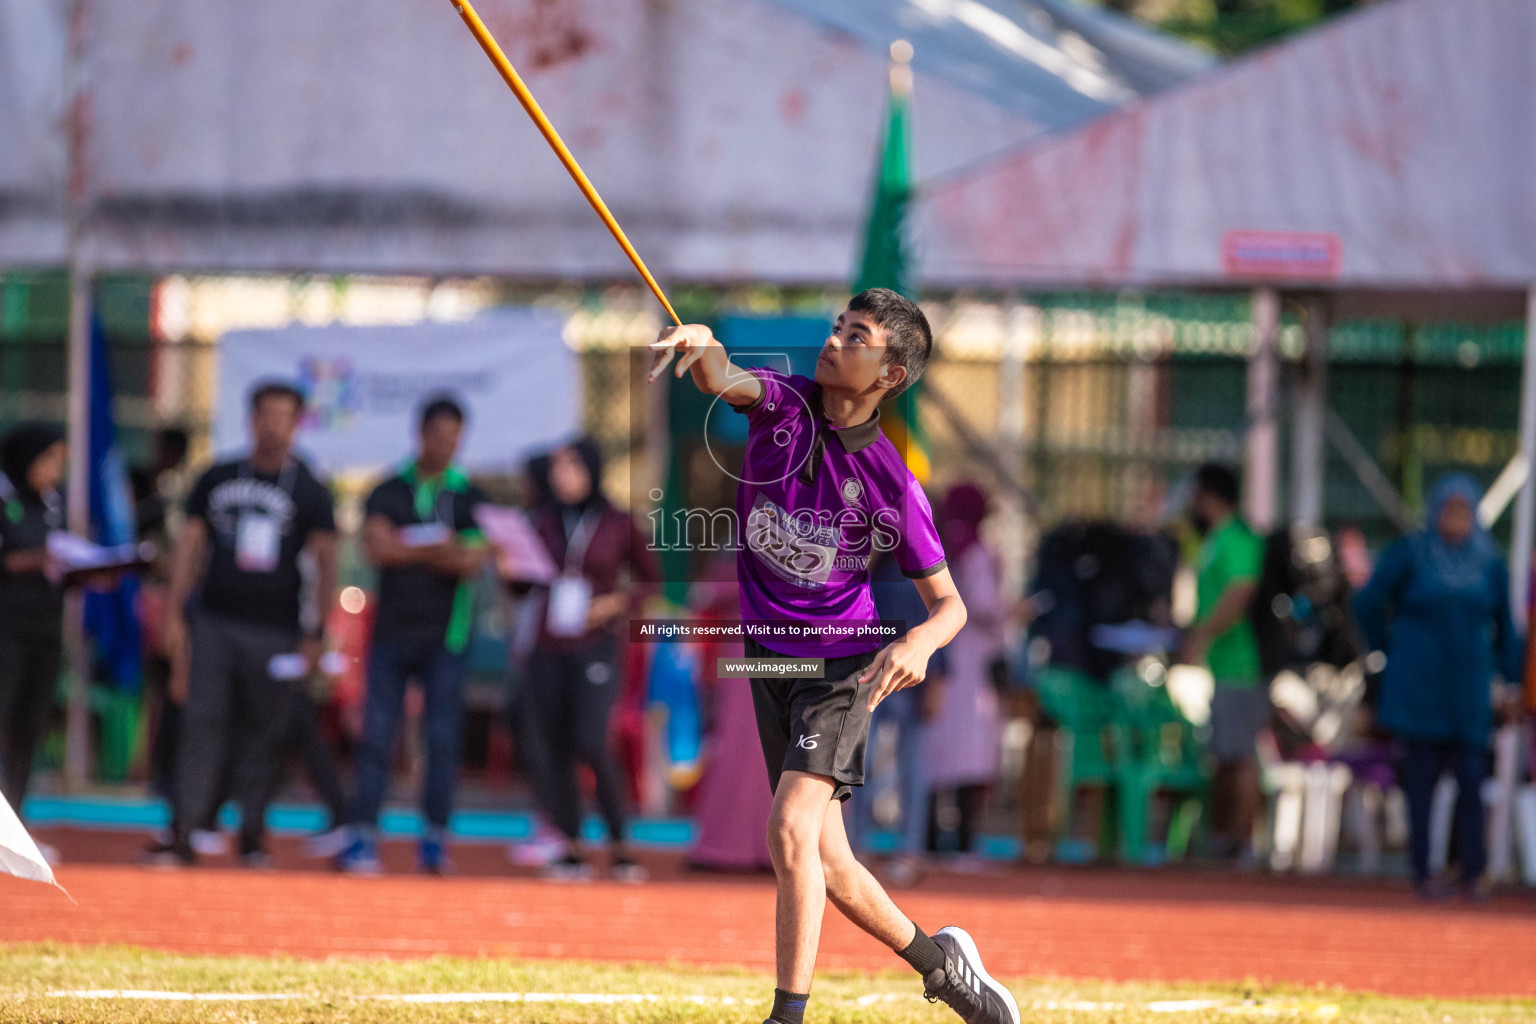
[
  {"x1": 398, "y1": 470, "x2": 456, "y2": 548},
  {"x1": 546, "y1": 508, "x2": 599, "y2": 637},
  {"x1": 234, "y1": 458, "x2": 296, "y2": 573},
  {"x1": 0, "y1": 472, "x2": 62, "y2": 534}
]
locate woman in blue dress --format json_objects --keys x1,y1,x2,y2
[{"x1": 1353, "y1": 474, "x2": 1524, "y2": 897}]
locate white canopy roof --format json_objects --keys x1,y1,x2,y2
[
  {"x1": 0, "y1": 0, "x2": 1208, "y2": 283},
  {"x1": 918, "y1": 0, "x2": 1536, "y2": 298},
  {"x1": 0, "y1": 0, "x2": 67, "y2": 268}
]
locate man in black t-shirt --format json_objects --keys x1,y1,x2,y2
[
  {"x1": 336, "y1": 395, "x2": 487, "y2": 876},
  {"x1": 146, "y1": 381, "x2": 337, "y2": 867}
]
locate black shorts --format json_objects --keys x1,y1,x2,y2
[{"x1": 746, "y1": 638, "x2": 881, "y2": 802}]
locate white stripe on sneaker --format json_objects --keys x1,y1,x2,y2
[{"x1": 935, "y1": 926, "x2": 1020, "y2": 1024}]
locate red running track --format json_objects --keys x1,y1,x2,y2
[{"x1": 3, "y1": 828, "x2": 1535, "y2": 1000}]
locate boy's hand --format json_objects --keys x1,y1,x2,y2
[
  {"x1": 858, "y1": 639, "x2": 935, "y2": 712},
  {"x1": 647, "y1": 324, "x2": 719, "y2": 383},
  {"x1": 648, "y1": 324, "x2": 764, "y2": 406}
]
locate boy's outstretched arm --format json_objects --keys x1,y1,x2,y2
[
  {"x1": 860, "y1": 567, "x2": 967, "y2": 711},
  {"x1": 647, "y1": 324, "x2": 763, "y2": 406}
]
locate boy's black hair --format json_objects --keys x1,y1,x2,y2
[
  {"x1": 1193, "y1": 462, "x2": 1241, "y2": 508},
  {"x1": 248, "y1": 379, "x2": 307, "y2": 415},
  {"x1": 846, "y1": 288, "x2": 931, "y2": 401},
  {"x1": 419, "y1": 393, "x2": 466, "y2": 429}
]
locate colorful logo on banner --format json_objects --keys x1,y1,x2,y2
[
  {"x1": 298, "y1": 356, "x2": 361, "y2": 430},
  {"x1": 1222, "y1": 231, "x2": 1343, "y2": 280}
]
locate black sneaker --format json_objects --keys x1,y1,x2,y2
[
  {"x1": 923, "y1": 926, "x2": 1020, "y2": 1024},
  {"x1": 140, "y1": 838, "x2": 195, "y2": 868}
]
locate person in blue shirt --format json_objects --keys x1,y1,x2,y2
[{"x1": 1353, "y1": 473, "x2": 1524, "y2": 898}]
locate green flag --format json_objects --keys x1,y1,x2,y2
[
  {"x1": 854, "y1": 66, "x2": 912, "y2": 297},
  {"x1": 855, "y1": 49, "x2": 929, "y2": 483}
]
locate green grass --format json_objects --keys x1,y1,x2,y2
[{"x1": 1, "y1": 944, "x2": 1532, "y2": 1024}]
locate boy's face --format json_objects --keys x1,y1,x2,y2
[{"x1": 814, "y1": 307, "x2": 903, "y2": 397}]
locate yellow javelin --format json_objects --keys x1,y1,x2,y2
[{"x1": 448, "y1": 0, "x2": 681, "y2": 326}]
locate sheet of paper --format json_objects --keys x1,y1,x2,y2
[
  {"x1": 1089, "y1": 620, "x2": 1182, "y2": 655},
  {"x1": 46, "y1": 532, "x2": 147, "y2": 572},
  {"x1": 473, "y1": 504, "x2": 559, "y2": 584},
  {"x1": 398, "y1": 523, "x2": 452, "y2": 547},
  {"x1": 267, "y1": 653, "x2": 310, "y2": 681}
]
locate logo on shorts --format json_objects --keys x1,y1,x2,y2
[
  {"x1": 840, "y1": 477, "x2": 863, "y2": 507},
  {"x1": 796, "y1": 733, "x2": 820, "y2": 750}
]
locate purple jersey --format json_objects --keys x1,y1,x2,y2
[{"x1": 732, "y1": 370, "x2": 947, "y2": 657}]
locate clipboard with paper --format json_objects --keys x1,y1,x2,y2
[
  {"x1": 473, "y1": 504, "x2": 559, "y2": 584},
  {"x1": 46, "y1": 533, "x2": 155, "y2": 585}
]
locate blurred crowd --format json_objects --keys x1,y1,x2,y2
[{"x1": 0, "y1": 382, "x2": 1531, "y2": 897}]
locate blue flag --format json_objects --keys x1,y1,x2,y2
[{"x1": 83, "y1": 315, "x2": 142, "y2": 694}]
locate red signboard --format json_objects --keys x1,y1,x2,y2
[{"x1": 1221, "y1": 231, "x2": 1343, "y2": 280}]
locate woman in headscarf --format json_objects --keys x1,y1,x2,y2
[
  {"x1": 518, "y1": 437, "x2": 659, "y2": 881},
  {"x1": 920, "y1": 482, "x2": 1005, "y2": 862},
  {"x1": 0, "y1": 423, "x2": 67, "y2": 854},
  {"x1": 1353, "y1": 473, "x2": 1524, "y2": 898}
]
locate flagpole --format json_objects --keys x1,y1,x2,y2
[{"x1": 63, "y1": 0, "x2": 94, "y2": 786}]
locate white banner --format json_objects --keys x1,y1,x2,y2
[{"x1": 214, "y1": 310, "x2": 580, "y2": 475}]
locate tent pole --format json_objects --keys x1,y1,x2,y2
[
  {"x1": 1245, "y1": 287, "x2": 1281, "y2": 533},
  {"x1": 1291, "y1": 295, "x2": 1329, "y2": 527},
  {"x1": 1510, "y1": 286, "x2": 1536, "y2": 627}
]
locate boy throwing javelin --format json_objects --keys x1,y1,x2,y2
[{"x1": 648, "y1": 288, "x2": 1019, "y2": 1024}]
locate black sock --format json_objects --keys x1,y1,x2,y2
[
  {"x1": 897, "y1": 925, "x2": 946, "y2": 976},
  {"x1": 769, "y1": 988, "x2": 809, "y2": 1024}
]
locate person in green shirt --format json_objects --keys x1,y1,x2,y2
[{"x1": 1179, "y1": 463, "x2": 1268, "y2": 864}]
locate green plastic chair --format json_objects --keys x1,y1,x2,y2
[
  {"x1": 1109, "y1": 668, "x2": 1209, "y2": 865},
  {"x1": 91, "y1": 685, "x2": 143, "y2": 783},
  {"x1": 1033, "y1": 665, "x2": 1121, "y2": 862}
]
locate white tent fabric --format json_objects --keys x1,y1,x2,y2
[
  {"x1": 0, "y1": 789, "x2": 58, "y2": 888},
  {"x1": 0, "y1": 0, "x2": 68, "y2": 266},
  {"x1": 0, "y1": 0, "x2": 1208, "y2": 283},
  {"x1": 918, "y1": 0, "x2": 1536, "y2": 292}
]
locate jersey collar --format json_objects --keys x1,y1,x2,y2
[
  {"x1": 810, "y1": 385, "x2": 882, "y2": 453},
  {"x1": 799, "y1": 387, "x2": 882, "y2": 484}
]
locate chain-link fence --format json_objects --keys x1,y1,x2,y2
[
  {"x1": 2, "y1": 273, "x2": 1526, "y2": 546},
  {"x1": 920, "y1": 293, "x2": 1525, "y2": 544}
]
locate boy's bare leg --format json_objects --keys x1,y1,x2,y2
[
  {"x1": 766, "y1": 773, "x2": 1019, "y2": 1024},
  {"x1": 767, "y1": 771, "x2": 838, "y2": 992},
  {"x1": 768, "y1": 772, "x2": 921, "y2": 983},
  {"x1": 818, "y1": 796, "x2": 917, "y2": 949}
]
